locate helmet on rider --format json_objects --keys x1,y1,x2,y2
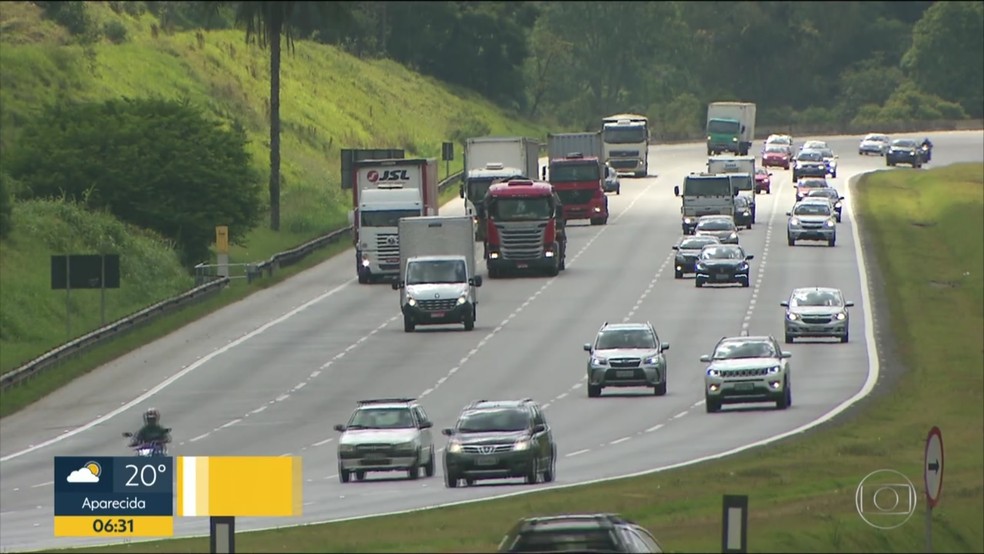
[{"x1": 143, "y1": 408, "x2": 160, "y2": 426}]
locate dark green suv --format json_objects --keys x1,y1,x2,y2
[{"x1": 442, "y1": 398, "x2": 556, "y2": 488}]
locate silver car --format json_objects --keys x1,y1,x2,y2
[
  {"x1": 694, "y1": 215, "x2": 739, "y2": 244},
  {"x1": 701, "y1": 335, "x2": 792, "y2": 413},
  {"x1": 334, "y1": 398, "x2": 436, "y2": 482},
  {"x1": 781, "y1": 287, "x2": 855, "y2": 343},
  {"x1": 787, "y1": 199, "x2": 837, "y2": 247},
  {"x1": 859, "y1": 133, "x2": 890, "y2": 156},
  {"x1": 584, "y1": 322, "x2": 670, "y2": 397}
]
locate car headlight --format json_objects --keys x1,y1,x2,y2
[
  {"x1": 643, "y1": 356, "x2": 659, "y2": 365},
  {"x1": 767, "y1": 366, "x2": 781, "y2": 374},
  {"x1": 456, "y1": 295, "x2": 467, "y2": 305},
  {"x1": 742, "y1": 211, "x2": 750, "y2": 216},
  {"x1": 732, "y1": 137, "x2": 738, "y2": 142},
  {"x1": 684, "y1": 217, "x2": 694, "y2": 224},
  {"x1": 591, "y1": 356, "x2": 608, "y2": 366},
  {"x1": 513, "y1": 439, "x2": 530, "y2": 451},
  {"x1": 447, "y1": 441, "x2": 462, "y2": 454},
  {"x1": 706, "y1": 368, "x2": 721, "y2": 377},
  {"x1": 787, "y1": 312, "x2": 799, "y2": 321},
  {"x1": 834, "y1": 312, "x2": 847, "y2": 321},
  {"x1": 339, "y1": 444, "x2": 355, "y2": 453},
  {"x1": 738, "y1": 262, "x2": 748, "y2": 270},
  {"x1": 407, "y1": 297, "x2": 417, "y2": 306},
  {"x1": 825, "y1": 219, "x2": 835, "y2": 227},
  {"x1": 696, "y1": 263, "x2": 707, "y2": 271},
  {"x1": 789, "y1": 217, "x2": 800, "y2": 226},
  {"x1": 835, "y1": 202, "x2": 842, "y2": 208},
  {"x1": 729, "y1": 232, "x2": 738, "y2": 239}
]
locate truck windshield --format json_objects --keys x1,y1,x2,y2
[
  {"x1": 550, "y1": 162, "x2": 600, "y2": 182},
  {"x1": 683, "y1": 177, "x2": 732, "y2": 196},
  {"x1": 361, "y1": 210, "x2": 420, "y2": 227},
  {"x1": 707, "y1": 119, "x2": 740, "y2": 134},
  {"x1": 603, "y1": 126, "x2": 647, "y2": 144},
  {"x1": 489, "y1": 197, "x2": 553, "y2": 221},
  {"x1": 729, "y1": 174, "x2": 753, "y2": 191},
  {"x1": 467, "y1": 176, "x2": 521, "y2": 203},
  {"x1": 406, "y1": 259, "x2": 467, "y2": 285}
]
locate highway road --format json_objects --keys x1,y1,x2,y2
[{"x1": 1, "y1": 131, "x2": 981, "y2": 551}]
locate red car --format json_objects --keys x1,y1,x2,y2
[
  {"x1": 761, "y1": 144, "x2": 791, "y2": 169},
  {"x1": 754, "y1": 168, "x2": 772, "y2": 194}
]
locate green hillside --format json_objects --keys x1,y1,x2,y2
[{"x1": 0, "y1": 1, "x2": 547, "y2": 373}]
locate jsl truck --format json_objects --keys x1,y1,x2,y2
[
  {"x1": 602, "y1": 114, "x2": 650, "y2": 177},
  {"x1": 482, "y1": 179, "x2": 567, "y2": 278},
  {"x1": 706, "y1": 102, "x2": 756, "y2": 156},
  {"x1": 349, "y1": 158, "x2": 439, "y2": 284},
  {"x1": 672, "y1": 173, "x2": 737, "y2": 235},
  {"x1": 461, "y1": 137, "x2": 541, "y2": 219},
  {"x1": 392, "y1": 216, "x2": 482, "y2": 332},
  {"x1": 707, "y1": 155, "x2": 757, "y2": 222},
  {"x1": 546, "y1": 132, "x2": 609, "y2": 225}
]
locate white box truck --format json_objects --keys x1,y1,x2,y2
[
  {"x1": 461, "y1": 137, "x2": 541, "y2": 219},
  {"x1": 706, "y1": 102, "x2": 757, "y2": 156},
  {"x1": 392, "y1": 216, "x2": 482, "y2": 332}
]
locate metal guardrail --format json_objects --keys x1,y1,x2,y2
[{"x1": 2, "y1": 171, "x2": 464, "y2": 391}]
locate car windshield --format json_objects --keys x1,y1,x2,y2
[
  {"x1": 791, "y1": 289, "x2": 843, "y2": 307},
  {"x1": 347, "y1": 407, "x2": 415, "y2": 429},
  {"x1": 793, "y1": 203, "x2": 831, "y2": 216},
  {"x1": 456, "y1": 408, "x2": 529, "y2": 433},
  {"x1": 697, "y1": 219, "x2": 735, "y2": 231},
  {"x1": 509, "y1": 530, "x2": 619, "y2": 552},
  {"x1": 798, "y1": 179, "x2": 828, "y2": 189},
  {"x1": 768, "y1": 136, "x2": 791, "y2": 145},
  {"x1": 797, "y1": 151, "x2": 823, "y2": 161},
  {"x1": 819, "y1": 149, "x2": 835, "y2": 157},
  {"x1": 807, "y1": 189, "x2": 838, "y2": 199},
  {"x1": 734, "y1": 197, "x2": 749, "y2": 208},
  {"x1": 865, "y1": 135, "x2": 888, "y2": 142},
  {"x1": 596, "y1": 329, "x2": 657, "y2": 349},
  {"x1": 713, "y1": 339, "x2": 778, "y2": 360},
  {"x1": 679, "y1": 238, "x2": 717, "y2": 250},
  {"x1": 406, "y1": 259, "x2": 467, "y2": 285},
  {"x1": 550, "y1": 161, "x2": 600, "y2": 182},
  {"x1": 700, "y1": 246, "x2": 744, "y2": 260},
  {"x1": 756, "y1": 168, "x2": 769, "y2": 175},
  {"x1": 893, "y1": 139, "x2": 918, "y2": 148},
  {"x1": 803, "y1": 141, "x2": 826, "y2": 149},
  {"x1": 764, "y1": 145, "x2": 786, "y2": 154}
]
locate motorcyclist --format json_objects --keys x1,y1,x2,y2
[
  {"x1": 921, "y1": 137, "x2": 933, "y2": 161},
  {"x1": 128, "y1": 408, "x2": 171, "y2": 448}
]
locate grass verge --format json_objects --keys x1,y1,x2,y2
[{"x1": 49, "y1": 165, "x2": 983, "y2": 552}]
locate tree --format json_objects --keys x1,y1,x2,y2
[
  {"x1": 902, "y1": 1, "x2": 984, "y2": 118},
  {"x1": 5, "y1": 98, "x2": 263, "y2": 265}
]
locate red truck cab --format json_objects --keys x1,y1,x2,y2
[
  {"x1": 548, "y1": 153, "x2": 609, "y2": 225},
  {"x1": 481, "y1": 179, "x2": 567, "y2": 278}
]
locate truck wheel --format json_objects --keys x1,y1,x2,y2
[
  {"x1": 546, "y1": 263, "x2": 559, "y2": 277},
  {"x1": 463, "y1": 313, "x2": 475, "y2": 331},
  {"x1": 403, "y1": 316, "x2": 415, "y2": 333},
  {"x1": 559, "y1": 256, "x2": 566, "y2": 271},
  {"x1": 358, "y1": 272, "x2": 369, "y2": 285}
]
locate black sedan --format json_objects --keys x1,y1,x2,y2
[
  {"x1": 672, "y1": 235, "x2": 721, "y2": 279},
  {"x1": 695, "y1": 244, "x2": 754, "y2": 288},
  {"x1": 886, "y1": 139, "x2": 926, "y2": 168},
  {"x1": 792, "y1": 150, "x2": 827, "y2": 182},
  {"x1": 733, "y1": 195, "x2": 754, "y2": 229},
  {"x1": 805, "y1": 187, "x2": 844, "y2": 222}
]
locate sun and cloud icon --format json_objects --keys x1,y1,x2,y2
[{"x1": 66, "y1": 461, "x2": 102, "y2": 483}]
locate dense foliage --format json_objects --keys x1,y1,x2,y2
[
  {"x1": 101, "y1": 0, "x2": 974, "y2": 131},
  {"x1": 4, "y1": 98, "x2": 263, "y2": 265}
]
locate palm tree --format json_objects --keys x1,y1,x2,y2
[{"x1": 236, "y1": 1, "x2": 297, "y2": 231}]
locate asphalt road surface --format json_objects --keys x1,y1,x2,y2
[{"x1": 1, "y1": 131, "x2": 981, "y2": 551}]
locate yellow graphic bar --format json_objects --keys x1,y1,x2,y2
[
  {"x1": 54, "y1": 516, "x2": 174, "y2": 537},
  {"x1": 177, "y1": 456, "x2": 302, "y2": 517}
]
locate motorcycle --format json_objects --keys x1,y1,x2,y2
[
  {"x1": 920, "y1": 144, "x2": 932, "y2": 163},
  {"x1": 122, "y1": 429, "x2": 171, "y2": 457}
]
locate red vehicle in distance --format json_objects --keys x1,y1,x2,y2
[{"x1": 761, "y1": 144, "x2": 791, "y2": 170}]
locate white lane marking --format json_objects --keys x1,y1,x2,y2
[
  {"x1": 30, "y1": 481, "x2": 53, "y2": 488},
  {"x1": 312, "y1": 438, "x2": 334, "y2": 447},
  {"x1": 1, "y1": 278, "x2": 359, "y2": 462},
  {"x1": 241, "y1": 170, "x2": 886, "y2": 535},
  {"x1": 645, "y1": 424, "x2": 664, "y2": 433},
  {"x1": 740, "y1": 184, "x2": 784, "y2": 332},
  {"x1": 566, "y1": 449, "x2": 591, "y2": 457},
  {"x1": 418, "y1": 181, "x2": 658, "y2": 399},
  {"x1": 219, "y1": 419, "x2": 241, "y2": 429},
  {"x1": 671, "y1": 411, "x2": 688, "y2": 420},
  {"x1": 609, "y1": 437, "x2": 632, "y2": 445},
  {"x1": 189, "y1": 432, "x2": 210, "y2": 443}
]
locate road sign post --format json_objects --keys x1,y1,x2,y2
[
  {"x1": 923, "y1": 426, "x2": 944, "y2": 553},
  {"x1": 215, "y1": 226, "x2": 230, "y2": 278},
  {"x1": 721, "y1": 494, "x2": 748, "y2": 553}
]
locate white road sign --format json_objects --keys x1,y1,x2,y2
[{"x1": 924, "y1": 426, "x2": 944, "y2": 508}]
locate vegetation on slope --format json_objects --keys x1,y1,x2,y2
[{"x1": 0, "y1": 1, "x2": 547, "y2": 373}]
